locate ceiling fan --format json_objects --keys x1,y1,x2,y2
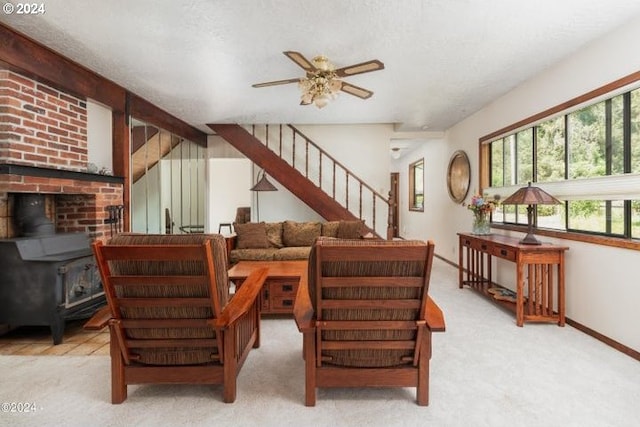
[{"x1": 252, "y1": 51, "x2": 385, "y2": 108}]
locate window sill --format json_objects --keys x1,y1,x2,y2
[{"x1": 491, "y1": 223, "x2": 640, "y2": 251}]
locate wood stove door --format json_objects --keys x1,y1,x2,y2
[{"x1": 60, "y1": 256, "x2": 103, "y2": 308}]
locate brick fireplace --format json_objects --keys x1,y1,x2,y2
[{"x1": 0, "y1": 69, "x2": 124, "y2": 240}]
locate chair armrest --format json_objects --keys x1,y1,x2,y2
[
  {"x1": 293, "y1": 274, "x2": 315, "y2": 333},
  {"x1": 83, "y1": 306, "x2": 112, "y2": 331},
  {"x1": 425, "y1": 296, "x2": 446, "y2": 332},
  {"x1": 215, "y1": 267, "x2": 268, "y2": 328}
]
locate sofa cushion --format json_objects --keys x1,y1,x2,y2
[
  {"x1": 265, "y1": 222, "x2": 284, "y2": 248},
  {"x1": 234, "y1": 222, "x2": 270, "y2": 249},
  {"x1": 321, "y1": 221, "x2": 340, "y2": 237},
  {"x1": 337, "y1": 220, "x2": 366, "y2": 239},
  {"x1": 282, "y1": 220, "x2": 321, "y2": 247},
  {"x1": 272, "y1": 246, "x2": 312, "y2": 260},
  {"x1": 229, "y1": 248, "x2": 280, "y2": 263}
]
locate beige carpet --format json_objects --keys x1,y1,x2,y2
[{"x1": 1, "y1": 259, "x2": 639, "y2": 427}]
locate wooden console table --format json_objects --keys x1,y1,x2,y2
[{"x1": 458, "y1": 232, "x2": 569, "y2": 327}]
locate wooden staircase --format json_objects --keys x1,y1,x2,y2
[
  {"x1": 131, "y1": 125, "x2": 179, "y2": 183},
  {"x1": 208, "y1": 124, "x2": 391, "y2": 238}
]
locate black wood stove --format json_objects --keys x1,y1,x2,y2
[{"x1": 0, "y1": 194, "x2": 105, "y2": 344}]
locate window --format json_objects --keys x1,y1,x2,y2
[
  {"x1": 482, "y1": 82, "x2": 640, "y2": 245},
  {"x1": 536, "y1": 116, "x2": 565, "y2": 183},
  {"x1": 409, "y1": 158, "x2": 424, "y2": 211}
]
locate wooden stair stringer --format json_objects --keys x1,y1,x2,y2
[
  {"x1": 131, "y1": 130, "x2": 177, "y2": 184},
  {"x1": 208, "y1": 124, "x2": 358, "y2": 222}
]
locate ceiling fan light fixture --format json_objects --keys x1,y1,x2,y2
[
  {"x1": 312, "y1": 55, "x2": 333, "y2": 71},
  {"x1": 253, "y1": 51, "x2": 384, "y2": 108},
  {"x1": 299, "y1": 72, "x2": 341, "y2": 108},
  {"x1": 300, "y1": 91, "x2": 313, "y2": 105},
  {"x1": 314, "y1": 93, "x2": 332, "y2": 109}
]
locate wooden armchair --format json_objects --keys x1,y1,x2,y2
[
  {"x1": 294, "y1": 237, "x2": 445, "y2": 406},
  {"x1": 85, "y1": 233, "x2": 267, "y2": 404}
]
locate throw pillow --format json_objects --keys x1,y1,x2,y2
[
  {"x1": 282, "y1": 220, "x2": 321, "y2": 247},
  {"x1": 265, "y1": 222, "x2": 284, "y2": 248},
  {"x1": 337, "y1": 220, "x2": 366, "y2": 239},
  {"x1": 321, "y1": 221, "x2": 340, "y2": 237},
  {"x1": 234, "y1": 222, "x2": 270, "y2": 249}
]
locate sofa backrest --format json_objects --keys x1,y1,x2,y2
[{"x1": 233, "y1": 220, "x2": 367, "y2": 250}]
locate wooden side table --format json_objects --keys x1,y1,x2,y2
[
  {"x1": 228, "y1": 260, "x2": 307, "y2": 315},
  {"x1": 458, "y1": 232, "x2": 569, "y2": 326}
]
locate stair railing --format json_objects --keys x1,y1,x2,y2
[{"x1": 247, "y1": 124, "x2": 391, "y2": 238}]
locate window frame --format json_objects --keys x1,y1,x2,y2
[{"x1": 479, "y1": 70, "x2": 640, "y2": 251}]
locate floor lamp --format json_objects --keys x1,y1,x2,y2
[
  {"x1": 250, "y1": 169, "x2": 277, "y2": 221},
  {"x1": 501, "y1": 182, "x2": 561, "y2": 245}
]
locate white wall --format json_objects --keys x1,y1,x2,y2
[
  {"x1": 208, "y1": 158, "x2": 252, "y2": 233},
  {"x1": 252, "y1": 171, "x2": 324, "y2": 223},
  {"x1": 86, "y1": 99, "x2": 112, "y2": 171},
  {"x1": 391, "y1": 138, "x2": 454, "y2": 253},
  {"x1": 294, "y1": 124, "x2": 393, "y2": 198},
  {"x1": 432, "y1": 14, "x2": 640, "y2": 353}
]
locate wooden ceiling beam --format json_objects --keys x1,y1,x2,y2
[
  {"x1": 129, "y1": 94, "x2": 207, "y2": 147},
  {"x1": 0, "y1": 23, "x2": 126, "y2": 111},
  {"x1": 0, "y1": 23, "x2": 207, "y2": 146}
]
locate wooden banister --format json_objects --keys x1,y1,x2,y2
[{"x1": 287, "y1": 125, "x2": 389, "y2": 202}]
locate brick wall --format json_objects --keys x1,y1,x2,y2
[
  {"x1": 0, "y1": 69, "x2": 123, "y2": 240},
  {"x1": 0, "y1": 69, "x2": 88, "y2": 171},
  {"x1": 0, "y1": 172, "x2": 123, "y2": 240}
]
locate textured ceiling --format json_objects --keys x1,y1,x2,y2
[{"x1": 2, "y1": 0, "x2": 640, "y2": 133}]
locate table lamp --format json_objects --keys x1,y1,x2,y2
[{"x1": 501, "y1": 182, "x2": 561, "y2": 245}]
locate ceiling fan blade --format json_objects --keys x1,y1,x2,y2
[
  {"x1": 252, "y1": 78, "x2": 301, "y2": 88},
  {"x1": 340, "y1": 82, "x2": 373, "y2": 99},
  {"x1": 283, "y1": 51, "x2": 317, "y2": 73},
  {"x1": 334, "y1": 59, "x2": 385, "y2": 77}
]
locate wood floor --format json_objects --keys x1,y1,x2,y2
[{"x1": 0, "y1": 320, "x2": 109, "y2": 356}]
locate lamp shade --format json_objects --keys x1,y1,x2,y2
[
  {"x1": 501, "y1": 182, "x2": 560, "y2": 245},
  {"x1": 501, "y1": 182, "x2": 561, "y2": 205},
  {"x1": 250, "y1": 170, "x2": 278, "y2": 191}
]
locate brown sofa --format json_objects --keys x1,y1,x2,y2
[{"x1": 227, "y1": 220, "x2": 366, "y2": 264}]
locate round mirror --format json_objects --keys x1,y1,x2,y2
[{"x1": 447, "y1": 150, "x2": 471, "y2": 204}]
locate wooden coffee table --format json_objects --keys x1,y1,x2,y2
[{"x1": 228, "y1": 260, "x2": 308, "y2": 315}]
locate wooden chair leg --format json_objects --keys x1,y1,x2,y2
[
  {"x1": 303, "y1": 332, "x2": 316, "y2": 406},
  {"x1": 416, "y1": 331, "x2": 431, "y2": 406},
  {"x1": 110, "y1": 327, "x2": 127, "y2": 404},
  {"x1": 223, "y1": 378, "x2": 237, "y2": 403},
  {"x1": 253, "y1": 305, "x2": 261, "y2": 349},
  {"x1": 223, "y1": 328, "x2": 237, "y2": 403}
]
